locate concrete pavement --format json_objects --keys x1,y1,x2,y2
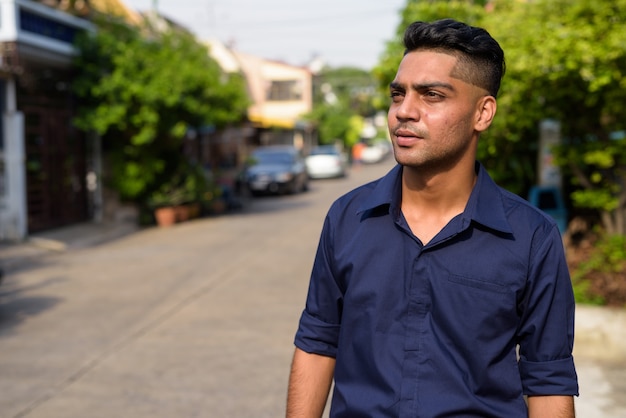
[
  {"x1": 0, "y1": 221, "x2": 140, "y2": 272},
  {"x1": 1, "y1": 210, "x2": 316, "y2": 417},
  {"x1": 1, "y1": 160, "x2": 625, "y2": 417}
]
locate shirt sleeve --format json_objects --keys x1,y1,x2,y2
[
  {"x1": 294, "y1": 214, "x2": 343, "y2": 358},
  {"x1": 517, "y1": 223, "x2": 579, "y2": 396}
]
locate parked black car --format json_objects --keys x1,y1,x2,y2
[{"x1": 244, "y1": 146, "x2": 309, "y2": 195}]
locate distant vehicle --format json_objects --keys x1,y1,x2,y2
[
  {"x1": 361, "y1": 141, "x2": 392, "y2": 164},
  {"x1": 244, "y1": 145, "x2": 309, "y2": 195},
  {"x1": 305, "y1": 145, "x2": 349, "y2": 179}
]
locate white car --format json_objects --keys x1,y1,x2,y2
[
  {"x1": 305, "y1": 145, "x2": 348, "y2": 179},
  {"x1": 361, "y1": 141, "x2": 392, "y2": 164}
]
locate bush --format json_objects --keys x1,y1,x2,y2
[{"x1": 569, "y1": 231, "x2": 626, "y2": 307}]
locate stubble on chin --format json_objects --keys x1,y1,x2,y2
[
  {"x1": 391, "y1": 136, "x2": 472, "y2": 174},
  {"x1": 393, "y1": 149, "x2": 429, "y2": 170},
  {"x1": 390, "y1": 140, "x2": 425, "y2": 169},
  {"x1": 389, "y1": 125, "x2": 430, "y2": 167}
]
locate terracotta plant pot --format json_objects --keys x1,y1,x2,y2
[
  {"x1": 154, "y1": 206, "x2": 177, "y2": 227},
  {"x1": 175, "y1": 205, "x2": 191, "y2": 222}
]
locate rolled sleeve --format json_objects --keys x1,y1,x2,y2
[
  {"x1": 294, "y1": 213, "x2": 343, "y2": 358},
  {"x1": 294, "y1": 310, "x2": 340, "y2": 357},
  {"x1": 519, "y1": 356, "x2": 579, "y2": 396},
  {"x1": 517, "y1": 224, "x2": 579, "y2": 396}
]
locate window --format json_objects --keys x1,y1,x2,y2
[
  {"x1": 19, "y1": 9, "x2": 78, "y2": 43},
  {"x1": 267, "y1": 80, "x2": 302, "y2": 101}
]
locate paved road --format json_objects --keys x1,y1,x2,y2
[{"x1": 1, "y1": 158, "x2": 625, "y2": 417}]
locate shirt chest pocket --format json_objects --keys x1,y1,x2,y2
[
  {"x1": 447, "y1": 274, "x2": 509, "y2": 294},
  {"x1": 433, "y1": 273, "x2": 520, "y2": 341}
]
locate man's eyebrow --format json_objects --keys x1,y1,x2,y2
[{"x1": 389, "y1": 81, "x2": 455, "y2": 91}]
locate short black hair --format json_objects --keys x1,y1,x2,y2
[{"x1": 403, "y1": 19, "x2": 505, "y2": 97}]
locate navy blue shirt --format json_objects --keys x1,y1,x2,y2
[{"x1": 295, "y1": 163, "x2": 578, "y2": 417}]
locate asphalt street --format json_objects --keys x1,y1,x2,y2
[{"x1": 1, "y1": 157, "x2": 625, "y2": 417}]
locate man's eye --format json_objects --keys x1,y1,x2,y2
[{"x1": 425, "y1": 91, "x2": 443, "y2": 99}]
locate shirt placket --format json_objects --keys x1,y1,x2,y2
[{"x1": 398, "y1": 238, "x2": 431, "y2": 417}]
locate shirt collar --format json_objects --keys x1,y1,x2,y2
[
  {"x1": 357, "y1": 162, "x2": 513, "y2": 235},
  {"x1": 465, "y1": 162, "x2": 513, "y2": 234},
  {"x1": 357, "y1": 164, "x2": 402, "y2": 217}
]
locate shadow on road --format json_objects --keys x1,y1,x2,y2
[{"x1": 0, "y1": 277, "x2": 64, "y2": 334}]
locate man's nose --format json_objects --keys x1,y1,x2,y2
[{"x1": 394, "y1": 97, "x2": 420, "y2": 121}]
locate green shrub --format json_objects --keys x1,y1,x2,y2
[{"x1": 571, "y1": 232, "x2": 626, "y2": 306}]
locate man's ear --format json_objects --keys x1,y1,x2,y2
[{"x1": 475, "y1": 95, "x2": 497, "y2": 133}]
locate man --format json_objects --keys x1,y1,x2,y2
[{"x1": 287, "y1": 19, "x2": 578, "y2": 418}]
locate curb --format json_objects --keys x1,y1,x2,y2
[
  {"x1": 0, "y1": 222, "x2": 139, "y2": 272},
  {"x1": 575, "y1": 304, "x2": 626, "y2": 362}
]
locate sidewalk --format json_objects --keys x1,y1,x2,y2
[
  {"x1": 0, "y1": 221, "x2": 140, "y2": 272},
  {"x1": 575, "y1": 304, "x2": 626, "y2": 362}
]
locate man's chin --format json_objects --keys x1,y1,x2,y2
[{"x1": 391, "y1": 148, "x2": 425, "y2": 167}]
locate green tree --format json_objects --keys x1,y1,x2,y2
[
  {"x1": 72, "y1": 18, "x2": 249, "y2": 205},
  {"x1": 307, "y1": 67, "x2": 382, "y2": 148},
  {"x1": 485, "y1": 0, "x2": 626, "y2": 236}
]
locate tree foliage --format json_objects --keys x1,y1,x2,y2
[
  {"x1": 375, "y1": 0, "x2": 626, "y2": 235},
  {"x1": 485, "y1": 0, "x2": 626, "y2": 235},
  {"x1": 306, "y1": 67, "x2": 382, "y2": 147},
  {"x1": 72, "y1": 18, "x2": 249, "y2": 203}
]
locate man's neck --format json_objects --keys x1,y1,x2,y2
[
  {"x1": 400, "y1": 162, "x2": 477, "y2": 244},
  {"x1": 402, "y1": 161, "x2": 476, "y2": 207}
]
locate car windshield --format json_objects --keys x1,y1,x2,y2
[
  {"x1": 253, "y1": 151, "x2": 295, "y2": 165},
  {"x1": 310, "y1": 146, "x2": 338, "y2": 156}
]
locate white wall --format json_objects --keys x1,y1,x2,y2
[{"x1": 0, "y1": 108, "x2": 26, "y2": 241}]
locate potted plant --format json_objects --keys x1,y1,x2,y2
[
  {"x1": 147, "y1": 162, "x2": 214, "y2": 226},
  {"x1": 148, "y1": 182, "x2": 187, "y2": 227}
]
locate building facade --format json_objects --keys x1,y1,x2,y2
[
  {"x1": 206, "y1": 40, "x2": 315, "y2": 154},
  {"x1": 0, "y1": 0, "x2": 94, "y2": 240}
]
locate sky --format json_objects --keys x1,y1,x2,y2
[{"x1": 122, "y1": 0, "x2": 407, "y2": 69}]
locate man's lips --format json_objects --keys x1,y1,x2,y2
[
  {"x1": 393, "y1": 128, "x2": 424, "y2": 146},
  {"x1": 394, "y1": 128, "x2": 417, "y2": 138}
]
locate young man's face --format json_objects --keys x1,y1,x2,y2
[{"x1": 388, "y1": 49, "x2": 494, "y2": 171}]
